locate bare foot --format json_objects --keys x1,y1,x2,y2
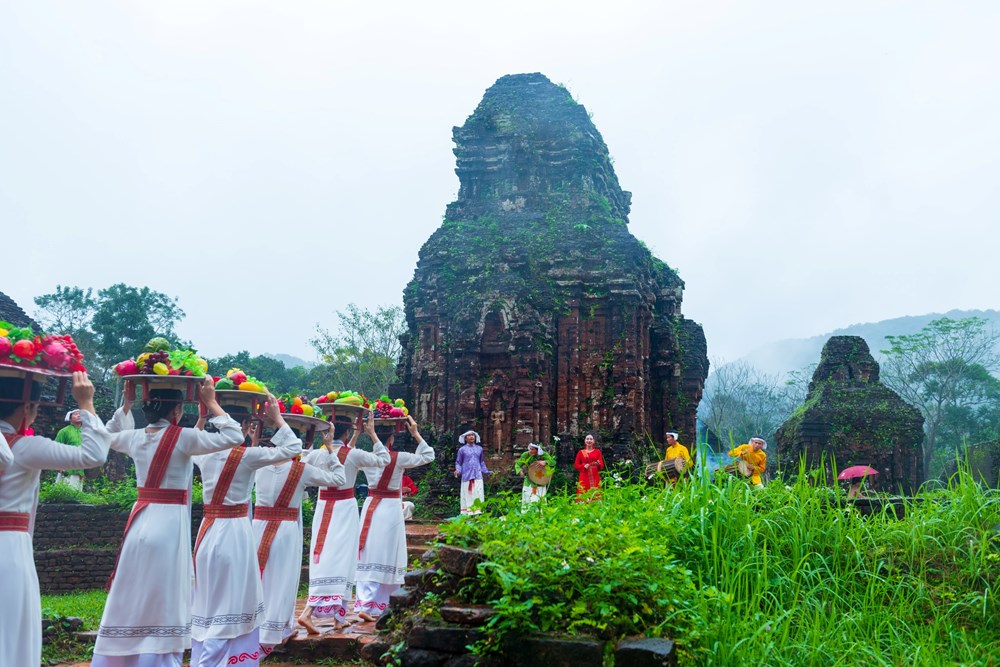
[
  {"x1": 358, "y1": 611, "x2": 376, "y2": 622},
  {"x1": 297, "y1": 612, "x2": 321, "y2": 635},
  {"x1": 331, "y1": 618, "x2": 351, "y2": 632}
]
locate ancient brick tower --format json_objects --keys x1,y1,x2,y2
[
  {"x1": 396, "y1": 73, "x2": 708, "y2": 457},
  {"x1": 775, "y1": 336, "x2": 925, "y2": 492}
]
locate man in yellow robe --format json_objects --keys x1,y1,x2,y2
[
  {"x1": 728, "y1": 437, "x2": 767, "y2": 487},
  {"x1": 663, "y1": 432, "x2": 693, "y2": 469}
]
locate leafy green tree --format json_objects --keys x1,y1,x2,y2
[
  {"x1": 699, "y1": 360, "x2": 806, "y2": 447},
  {"x1": 33, "y1": 285, "x2": 96, "y2": 332},
  {"x1": 34, "y1": 283, "x2": 185, "y2": 380},
  {"x1": 310, "y1": 304, "x2": 405, "y2": 397},
  {"x1": 881, "y1": 316, "x2": 1000, "y2": 474},
  {"x1": 205, "y1": 351, "x2": 309, "y2": 395}
]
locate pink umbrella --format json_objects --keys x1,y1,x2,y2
[{"x1": 837, "y1": 465, "x2": 879, "y2": 481}]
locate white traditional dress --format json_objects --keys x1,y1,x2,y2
[
  {"x1": 253, "y1": 447, "x2": 345, "y2": 650},
  {"x1": 0, "y1": 431, "x2": 13, "y2": 469},
  {"x1": 355, "y1": 439, "x2": 435, "y2": 617},
  {"x1": 0, "y1": 414, "x2": 110, "y2": 667},
  {"x1": 92, "y1": 411, "x2": 244, "y2": 667},
  {"x1": 304, "y1": 439, "x2": 389, "y2": 622},
  {"x1": 189, "y1": 425, "x2": 302, "y2": 667}
]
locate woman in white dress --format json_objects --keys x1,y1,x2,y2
[
  {"x1": 92, "y1": 378, "x2": 245, "y2": 667},
  {"x1": 0, "y1": 371, "x2": 110, "y2": 667},
  {"x1": 298, "y1": 412, "x2": 389, "y2": 633},
  {"x1": 355, "y1": 416, "x2": 435, "y2": 621},
  {"x1": 189, "y1": 394, "x2": 302, "y2": 667},
  {"x1": 253, "y1": 422, "x2": 345, "y2": 652}
]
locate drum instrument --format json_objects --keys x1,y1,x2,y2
[
  {"x1": 645, "y1": 457, "x2": 688, "y2": 482},
  {"x1": 718, "y1": 458, "x2": 754, "y2": 478},
  {"x1": 527, "y1": 460, "x2": 553, "y2": 486}
]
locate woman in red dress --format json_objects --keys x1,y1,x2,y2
[{"x1": 574, "y1": 432, "x2": 605, "y2": 500}]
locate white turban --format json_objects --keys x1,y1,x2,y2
[
  {"x1": 750, "y1": 437, "x2": 767, "y2": 450},
  {"x1": 458, "y1": 430, "x2": 481, "y2": 445},
  {"x1": 65, "y1": 410, "x2": 79, "y2": 423},
  {"x1": 528, "y1": 442, "x2": 545, "y2": 456},
  {"x1": 665, "y1": 432, "x2": 679, "y2": 440}
]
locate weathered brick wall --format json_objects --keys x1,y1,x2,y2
[{"x1": 33, "y1": 503, "x2": 206, "y2": 594}]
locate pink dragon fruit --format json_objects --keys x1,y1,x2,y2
[
  {"x1": 115, "y1": 359, "x2": 140, "y2": 376},
  {"x1": 41, "y1": 339, "x2": 72, "y2": 370},
  {"x1": 388, "y1": 407, "x2": 405, "y2": 418},
  {"x1": 0, "y1": 336, "x2": 10, "y2": 358}
]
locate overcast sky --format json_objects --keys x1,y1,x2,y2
[{"x1": 2, "y1": 1, "x2": 997, "y2": 365}]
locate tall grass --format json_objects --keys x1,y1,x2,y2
[{"x1": 439, "y1": 466, "x2": 1000, "y2": 665}]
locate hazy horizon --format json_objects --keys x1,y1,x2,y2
[{"x1": 3, "y1": 1, "x2": 998, "y2": 362}]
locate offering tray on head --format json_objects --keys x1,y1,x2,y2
[
  {"x1": 373, "y1": 416, "x2": 407, "y2": 433},
  {"x1": 0, "y1": 365, "x2": 72, "y2": 407},
  {"x1": 315, "y1": 401, "x2": 370, "y2": 426},
  {"x1": 120, "y1": 374, "x2": 205, "y2": 402},
  {"x1": 282, "y1": 413, "x2": 331, "y2": 446},
  {"x1": 0, "y1": 325, "x2": 87, "y2": 406},
  {"x1": 215, "y1": 389, "x2": 268, "y2": 417}
]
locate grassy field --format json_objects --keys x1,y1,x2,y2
[{"x1": 437, "y1": 467, "x2": 1000, "y2": 666}]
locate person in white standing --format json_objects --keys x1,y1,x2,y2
[
  {"x1": 298, "y1": 411, "x2": 389, "y2": 634},
  {"x1": 0, "y1": 371, "x2": 110, "y2": 667},
  {"x1": 189, "y1": 394, "x2": 302, "y2": 667},
  {"x1": 92, "y1": 378, "x2": 245, "y2": 667},
  {"x1": 355, "y1": 416, "x2": 435, "y2": 621},
  {"x1": 253, "y1": 422, "x2": 345, "y2": 653},
  {"x1": 454, "y1": 430, "x2": 490, "y2": 515}
]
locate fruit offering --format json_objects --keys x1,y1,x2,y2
[
  {"x1": 313, "y1": 389, "x2": 371, "y2": 408},
  {"x1": 213, "y1": 368, "x2": 267, "y2": 393},
  {"x1": 373, "y1": 395, "x2": 408, "y2": 419},
  {"x1": 0, "y1": 321, "x2": 86, "y2": 374},
  {"x1": 278, "y1": 393, "x2": 319, "y2": 417},
  {"x1": 114, "y1": 338, "x2": 207, "y2": 377}
]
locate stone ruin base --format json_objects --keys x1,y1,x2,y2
[{"x1": 362, "y1": 545, "x2": 676, "y2": 667}]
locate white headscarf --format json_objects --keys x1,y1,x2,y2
[
  {"x1": 750, "y1": 437, "x2": 767, "y2": 450},
  {"x1": 64, "y1": 409, "x2": 79, "y2": 423},
  {"x1": 665, "y1": 432, "x2": 679, "y2": 440},
  {"x1": 458, "y1": 430, "x2": 481, "y2": 445},
  {"x1": 527, "y1": 442, "x2": 545, "y2": 456}
]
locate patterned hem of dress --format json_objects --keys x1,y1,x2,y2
[
  {"x1": 260, "y1": 619, "x2": 294, "y2": 632},
  {"x1": 353, "y1": 600, "x2": 389, "y2": 611},
  {"x1": 309, "y1": 576, "x2": 352, "y2": 587},
  {"x1": 98, "y1": 624, "x2": 192, "y2": 638},
  {"x1": 307, "y1": 595, "x2": 343, "y2": 605},
  {"x1": 357, "y1": 562, "x2": 405, "y2": 576},
  {"x1": 191, "y1": 603, "x2": 264, "y2": 628}
]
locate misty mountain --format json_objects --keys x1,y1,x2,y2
[
  {"x1": 265, "y1": 353, "x2": 316, "y2": 370},
  {"x1": 736, "y1": 309, "x2": 1000, "y2": 378}
]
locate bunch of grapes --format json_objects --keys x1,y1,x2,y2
[{"x1": 140, "y1": 350, "x2": 171, "y2": 374}]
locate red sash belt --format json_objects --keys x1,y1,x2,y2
[
  {"x1": 358, "y1": 451, "x2": 400, "y2": 555},
  {"x1": 319, "y1": 488, "x2": 356, "y2": 502},
  {"x1": 137, "y1": 488, "x2": 187, "y2": 504},
  {"x1": 194, "y1": 447, "x2": 247, "y2": 564},
  {"x1": 254, "y1": 506, "x2": 299, "y2": 521},
  {"x1": 256, "y1": 460, "x2": 305, "y2": 573},
  {"x1": 0, "y1": 511, "x2": 30, "y2": 532},
  {"x1": 311, "y1": 487, "x2": 356, "y2": 563},
  {"x1": 202, "y1": 503, "x2": 249, "y2": 519},
  {"x1": 106, "y1": 426, "x2": 183, "y2": 591},
  {"x1": 367, "y1": 488, "x2": 401, "y2": 500}
]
